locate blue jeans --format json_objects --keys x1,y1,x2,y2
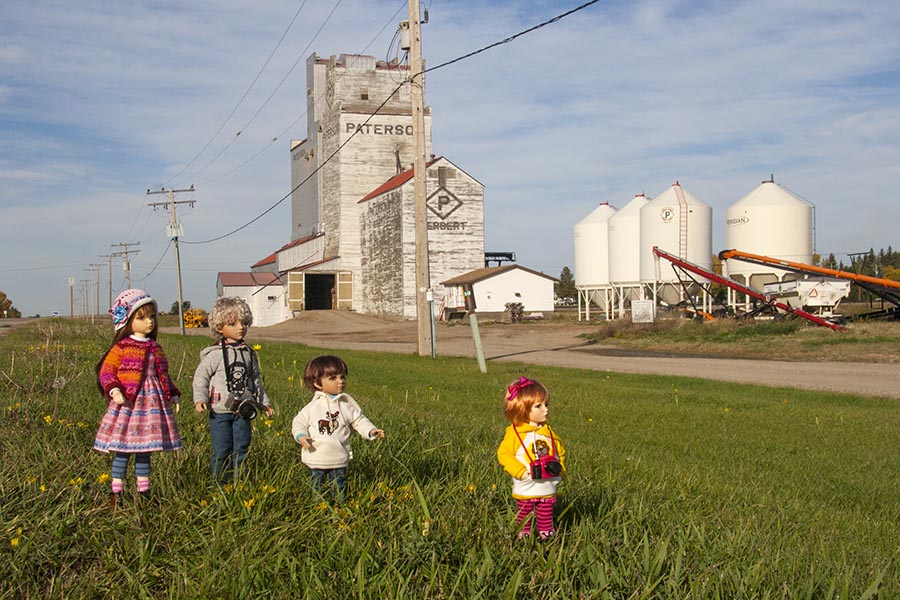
[
  {"x1": 208, "y1": 411, "x2": 252, "y2": 483},
  {"x1": 309, "y1": 467, "x2": 347, "y2": 504}
]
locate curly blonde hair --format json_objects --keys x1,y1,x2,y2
[
  {"x1": 503, "y1": 378, "x2": 549, "y2": 425},
  {"x1": 208, "y1": 296, "x2": 253, "y2": 338}
]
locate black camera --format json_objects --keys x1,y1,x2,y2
[
  {"x1": 530, "y1": 455, "x2": 563, "y2": 480},
  {"x1": 224, "y1": 389, "x2": 262, "y2": 420}
]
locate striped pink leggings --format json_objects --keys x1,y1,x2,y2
[{"x1": 516, "y1": 497, "x2": 556, "y2": 539}]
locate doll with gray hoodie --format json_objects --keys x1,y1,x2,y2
[{"x1": 192, "y1": 297, "x2": 274, "y2": 483}]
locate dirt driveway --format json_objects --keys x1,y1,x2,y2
[{"x1": 226, "y1": 312, "x2": 900, "y2": 400}]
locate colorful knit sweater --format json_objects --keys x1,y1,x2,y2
[{"x1": 98, "y1": 336, "x2": 180, "y2": 402}]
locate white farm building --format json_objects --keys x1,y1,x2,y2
[
  {"x1": 216, "y1": 272, "x2": 291, "y2": 328},
  {"x1": 442, "y1": 265, "x2": 557, "y2": 317}
]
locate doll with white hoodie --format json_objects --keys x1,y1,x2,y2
[{"x1": 291, "y1": 355, "x2": 384, "y2": 502}]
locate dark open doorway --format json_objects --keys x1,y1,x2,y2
[{"x1": 305, "y1": 273, "x2": 335, "y2": 310}]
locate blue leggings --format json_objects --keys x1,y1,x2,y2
[{"x1": 111, "y1": 452, "x2": 151, "y2": 479}]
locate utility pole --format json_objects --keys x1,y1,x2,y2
[
  {"x1": 408, "y1": 0, "x2": 432, "y2": 357},
  {"x1": 79, "y1": 279, "x2": 90, "y2": 318},
  {"x1": 69, "y1": 277, "x2": 75, "y2": 319},
  {"x1": 111, "y1": 242, "x2": 141, "y2": 289},
  {"x1": 147, "y1": 185, "x2": 195, "y2": 335},
  {"x1": 100, "y1": 254, "x2": 114, "y2": 310},
  {"x1": 848, "y1": 252, "x2": 867, "y2": 302},
  {"x1": 88, "y1": 263, "x2": 102, "y2": 323}
]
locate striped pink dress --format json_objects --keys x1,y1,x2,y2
[{"x1": 94, "y1": 347, "x2": 182, "y2": 453}]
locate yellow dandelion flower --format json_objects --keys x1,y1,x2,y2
[
  {"x1": 421, "y1": 519, "x2": 431, "y2": 536},
  {"x1": 10, "y1": 538, "x2": 19, "y2": 548},
  {"x1": 39, "y1": 485, "x2": 47, "y2": 493},
  {"x1": 252, "y1": 344, "x2": 262, "y2": 351},
  {"x1": 287, "y1": 375, "x2": 294, "y2": 383},
  {"x1": 200, "y1": 499, "x2": 208, "y2": 508},
  {"x1": 315, "y1": 501, "x2": 329, "y2": 511},
  {"x1": 68, "y1": 477, "x2": 84, "y2": 486},
  {"x1": 76, "y1": 422, "x2": 87, "y2": 429},
  {"x1": 465, "y1": 484, "x2": 476, "y2": 493},
  {"x1": 724, "y1": 407, "x2": 731, "y2": 413},
  {"x1": 43, "y1": 415, "x2": 53, "y2": 425},
  {"x1": 264, "y1": 419, "x2": 274, "y2": 427},
  {"x1": 25, "y1": 475, "x2": 36, "y2": 484},
  {"x1": 97, "y1": 473, "x2": 111, "y2": 484},
  {"x1": 243, "y1": 498, "x2": 256, "y2": 509},
  {"x1": 491, "y1": 483, "x2": 497, "y2": 490}
]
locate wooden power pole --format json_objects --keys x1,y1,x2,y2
[
  {"x1": 111, "y1": 242, "x2": 141, "y2": 289},
  {"x1": 408, "y1": 0, "x2": 432, "y2": 357},
  {"x1": 147, "y1": 185, "x2": 195, "y2": 335}
]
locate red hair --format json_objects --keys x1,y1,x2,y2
[{"x1": 503, "y1": 378, "x2": 549, "y2": 425}]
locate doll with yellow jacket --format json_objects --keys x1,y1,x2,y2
[{"x1": 497, "y1": 377, "x2": 566, "y2": 540}]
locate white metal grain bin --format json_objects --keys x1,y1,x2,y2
[
  {"x1": 608, "y1": 194, "x2": 649, "y2": 286},
  {"x1": 639, "y1": 182, "x2": 712, "y2": 286},
  {"x1": 574, "y1": 202, "x2": 617, "y2": 287},
  {"x1": 725, "y1": 178, "x2": 814, "y2": 289}
]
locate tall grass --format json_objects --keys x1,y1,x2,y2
[{"x1": 1, "y1": 319, "x2": 898, "y2": 598}]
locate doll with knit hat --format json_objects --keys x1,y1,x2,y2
[{"x1": 94, "y1": 289, "x2": 182, "y2": 507}]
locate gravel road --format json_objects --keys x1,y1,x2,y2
[{"x1": 238, "y1": 312, "x2": 900, "y2": 400}]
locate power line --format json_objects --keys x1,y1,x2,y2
[
  {"x1": 183, "y1": 78, "x2": 406, "y2": 245},
  {"x1": 133, "y1": 240, "x2": 173, "y2": 282},
  {"x1": 182, "y1": 0, "x2": 600, "y2": 245},
  {"x1": 174, "y1": 0, "x2": 345, "y2": 186},
  {"x1": 162, "y1": 0, "x2": 315, "y2": 187},
  {"x1": 198, "y1": 1, "x2": 408, "y2": 187},
  {"x1": 424, "y1": 0, "x2": 600, "y2": 75}
]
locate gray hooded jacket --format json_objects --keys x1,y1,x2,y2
[{"x1": 192, "y1": 341, "x2": 271, "y2": 414}]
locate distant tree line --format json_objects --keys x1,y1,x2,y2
[{"x1": 818, "y1": 247, "x2": 900, "y2": 282}]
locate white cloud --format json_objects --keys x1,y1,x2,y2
[{"x1": 3, "y1": 0, "x2": 900, "y2": 315}]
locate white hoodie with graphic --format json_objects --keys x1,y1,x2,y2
[{"x1": 291, "y1": 390, "x2": 379, "y2": 469}]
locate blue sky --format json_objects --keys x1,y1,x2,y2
[{"x1": 3, "y1": 0, "x2": 900, "y2": 316}]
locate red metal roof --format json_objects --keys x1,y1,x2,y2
[
  {"x1": 251, "y1": 253, "x2": 276, "y2": 268},
  {"x1": 251, "y1": 232, "x2": 324, "y2": 268},
  {"x1": 359, "y1": 157, "x2": 442, "y2": 203}
]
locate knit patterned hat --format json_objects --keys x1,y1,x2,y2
[{"x1": 110, "y1": 289, "x2": 156, "y2": 331}]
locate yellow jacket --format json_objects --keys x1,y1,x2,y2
[{"x1": 497, "y1": 423, "x2": 566, "y2": 499}]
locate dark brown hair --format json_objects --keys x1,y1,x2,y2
[{"x1": 303, "y1": 355, "x2": 349, "y2": 391}]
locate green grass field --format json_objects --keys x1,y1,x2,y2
[{"x1": 1, "y1": 319, "x2": 898, "y2": 599}]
